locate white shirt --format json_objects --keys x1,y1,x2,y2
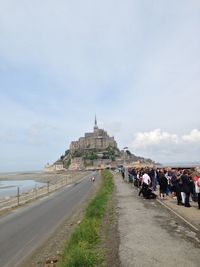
[
  {"x1": 142, "y1": 173, "x2": 151, "y2": 185},
  {"x1": 194, "y1": 178, "x2": 200, "y2": 193}
]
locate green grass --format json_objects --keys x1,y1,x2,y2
[{"x1": 57, "y1": 170, "x2": 114, "y2": 267}]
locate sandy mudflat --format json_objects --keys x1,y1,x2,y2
[{"x1": 0, "y1": 170, "x2": 91, "y2": 184}]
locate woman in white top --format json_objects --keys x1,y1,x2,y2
[{"x1": 194, "y1": 175, "x2": 200, "y2": 209}]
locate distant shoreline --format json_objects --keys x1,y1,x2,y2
[
  {"x1": 160, "y1": 162, "x2": 200, "y2": 168},
  {"x1": 0, "y1": 162, "x2": 200, "y2": 177},
  {"x1": 0, "y1": 171, "x2": 42, "y2": 176},
  {"x1": 0, "y1": 185, "x2": 16, "y2": 189},
  {"x1": 0, "y1": 170, "x2": 90, "y2": 184}
]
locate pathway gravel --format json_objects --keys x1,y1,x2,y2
[{"x1": 114, "y1": 173, "x2": 200, "y2": 267}]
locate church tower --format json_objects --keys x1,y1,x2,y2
[{"x1": 94, "y1": 115, "x2": 98, "y2": 132}]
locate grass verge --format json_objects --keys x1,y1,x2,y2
[{"x1": 57, "y1": 170, "x2": 114, "y2": 267}]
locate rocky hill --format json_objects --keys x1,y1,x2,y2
[{"x1": 44, "y1": 119, "x2": 156, "y2": 172}]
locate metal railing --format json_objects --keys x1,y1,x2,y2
[{"x1": 0, "y1": 174, "x2": 87, "y2": 212}]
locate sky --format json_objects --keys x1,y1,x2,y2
[{"x1": 0, "y1": 0, "x2": 200, "y2": 172}]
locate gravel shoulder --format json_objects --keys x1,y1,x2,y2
[{"x1": 99, "y1": 184, "x2": 121, "y2": 267}]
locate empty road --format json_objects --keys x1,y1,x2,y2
[{"x1": 0, "y1": 172, "x2": 96, "y2": 267}]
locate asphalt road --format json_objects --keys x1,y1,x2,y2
[{"x1": 0, "y1": 172, "x2": 96, "y2": 267}]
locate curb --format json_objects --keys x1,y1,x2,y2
[{"x1": 156, "y1": 198, "x2": 199, "y2": 232}]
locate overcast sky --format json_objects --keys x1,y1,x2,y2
[{"x1": 0, "y1": 0, "x2": 200, "y2": 171}]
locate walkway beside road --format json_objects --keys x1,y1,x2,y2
[
  {"x1": 156, "y1": 192, "x2": 200, "y2": 231},
  {"x1": 114, "y1": 173, "x2": 200, "y2": 267}
]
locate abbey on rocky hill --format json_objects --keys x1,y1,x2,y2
[
  {"x1": 70, "y1": 116, "x2": 118, "y2": 154},
  {"x1": 44, "y1": 117, "x2": 156, "y2": 172}
]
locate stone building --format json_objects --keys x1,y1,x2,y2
[
  {"x1": 68, "y1": 157, "x2": 84, "y2": 170},
  {"x1": 44, "y1": 160, "x2": 64, "y2": 172},
  {"x1": 70, "y1": 117, "x2": 118, "y2": 153}
]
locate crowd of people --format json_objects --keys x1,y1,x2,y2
[{"x1": 121, "y1": 167, "x2": 200, "y2": 209}]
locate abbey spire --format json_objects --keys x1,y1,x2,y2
[{"x1": 94, "y1": 115, "x2": 98, "y2": 131}]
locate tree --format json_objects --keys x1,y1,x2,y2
[
  {"x1": 65, "y1": 149, "x2": 70, "y2": 156},
  {"x1": 64, "y1": 159, "x2": 71, "y2": 168},
  {"x1": 84, "y1": 151, "x2": 99, "y2": 160},
  {"x1": 126, "y1": 150, "x2": 132, "y2": 156}
]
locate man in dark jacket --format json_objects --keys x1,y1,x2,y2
[{"x1": 181, "y1": 170, "x2": 192, "y2": 207}]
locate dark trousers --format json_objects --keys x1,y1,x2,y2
[
  {"x1": 176, "y1": 185, "x2": 182, "y2": 204},
  {"x1": 139, "y1": 183, "x2": 148, "y2": 197},
  {"x1": 185, "y1": 193, "x2": 190, "y2": 207},
  {"x1": 198, "y1": 193, "x2": 200, "y2": 209}
]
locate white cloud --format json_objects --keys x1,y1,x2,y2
[
  {"x1": 130, "y1": 129, "x2": 200, "y2": 162},
  {"x1": 131, "y1": 129, "x2": 178, "y2": 149},
  {"x1": 182, "y1": 129, "x2": 200, "y2": 142}
]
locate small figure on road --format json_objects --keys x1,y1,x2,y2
[{"x1": 90, "y1": 176, "x2": 95, "y2": 182}]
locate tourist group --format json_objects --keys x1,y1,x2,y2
[{"x1": 121, "y1": 167, "x2": 200, "y2": 209}]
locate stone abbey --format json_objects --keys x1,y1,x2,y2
[
  {"x1": 44, "y1": 117, "x2": 155, "y2": 172},
  {"x1": 70, "y1": 116, "x2": 118, "y2": 153}
]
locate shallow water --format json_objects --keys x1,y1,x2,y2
[{"x1": 0, "y1": 180, "x2": 45, "y2": 198}]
